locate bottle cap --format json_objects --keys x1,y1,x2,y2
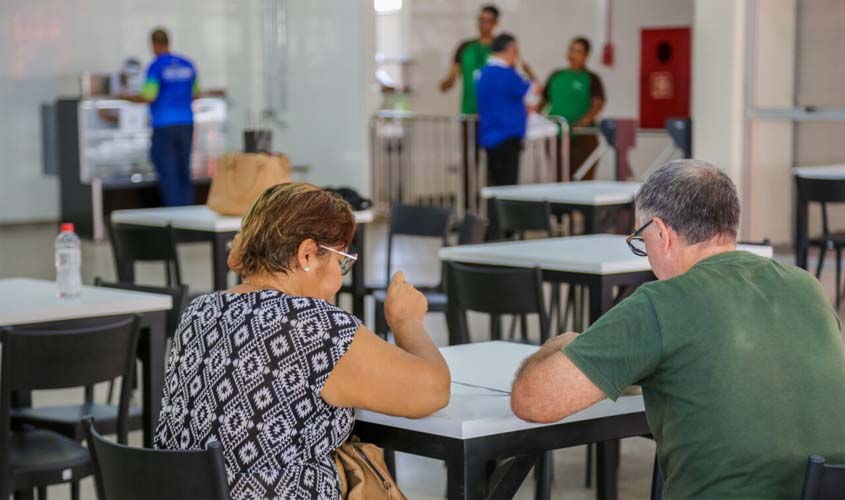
[{"x1": 60, "y1": 223, "x2": 75, "y2": 233}]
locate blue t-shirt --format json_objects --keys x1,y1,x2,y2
[
  {"x1": 143, "y1": 53, "x2": 197, "y2": 128},
  {"x1": 475, "y1": 61, "x2": 530, "y2": 148}
]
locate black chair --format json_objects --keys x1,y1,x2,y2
[
  {"x1": 373, "y1": 204, "x2": 453, "y2": 338},
  {"x1": 108, "y1": 221, "x2": 182, "y2": 287},
  {"x1": 492, "y1": 198, "x2": 554, "y2": 241},
  {"x1": 0, "y1": 316, "x2": 140, "y2": 499},
  {"x1": 83, "y1": 417, "x2": 231, "y2": 500},
  {"x1": 447, "y1": 262, "x2": 550, "y2": 344},
  {"x1": 798, "y1": 177, "x2": 845, "y2": 308},
  {"x1": 457, "y1": 212, "x2": 487, "y2": 247},
  {"x1": 802, "y1": 455, "x2": 845, "y2": 499}
]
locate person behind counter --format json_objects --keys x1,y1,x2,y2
[
  {"x1": 121, "y1": 27, "x2": 199, "y2": 207},
  {"x1": 539, "y1": 37, "x2": 606, "y2": 180}
]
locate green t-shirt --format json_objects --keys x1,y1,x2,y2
[
  {"x1": 564, "y1": 251, "x2": 845, "y2": 500},
  {"x1": 454, "y1": 39, "x2": 491, "y2": 115},
  {"x1": 542, "y1": 68, "x2": 605, "y2": 126}
]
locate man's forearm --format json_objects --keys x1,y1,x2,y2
[{"x1": 514, "y1": 332, "x2": 578, "y2": 381}]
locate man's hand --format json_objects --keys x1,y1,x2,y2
[{"x1": 439, "y1": 76, "x2": 455, "y2": 92}]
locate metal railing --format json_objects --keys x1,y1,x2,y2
[{"x1": 370, "y1": 111, "x2": 570, "y2": 217}]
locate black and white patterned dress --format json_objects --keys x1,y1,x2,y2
[{"x1": 154, "y1": 290, "x2": 360, "y2": 500}]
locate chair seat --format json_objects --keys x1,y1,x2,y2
[
  {"x1": 809, "y1": 234, "x2": 845, "y2": 246},
  {"x1": 372, "y1": 289, "x2": 448, "y2": 312},
  {"x1": 12, "y1": 403, "x2": 143, "y2": 441},
  {"x1": 9, "y1": 429, "x2": 91, "y2": 490}
]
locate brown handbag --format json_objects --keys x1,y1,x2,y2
[
  {"x1": 333, "y1": 437, "x2": 407, "y2": 500},
  {"x1": 206, "y1": 153, "x2": 291, "y2": 215}
]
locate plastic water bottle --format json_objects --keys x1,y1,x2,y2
[{"x1": 55, "y1": 222, "x2": 82, "y2": 298}]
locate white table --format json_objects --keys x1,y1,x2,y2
[
  {"x1": 110, "y1": 205, "x2": 374, "y2": 316},
  {"x1": 481, "y1": 181, "x2": 642, "y2": 235},
  {"x1": 0, "y1": 278, "x2": 172, "y2": 447},
  {"x1": 355, "y1": 341, "x2": 648, "y2": 499},
  {"x1": 793, "y1": 165, "x2": 845, "y2": 269},
  {"x1": 439, "y1": 235, "x2": 774, "y2": 340}
]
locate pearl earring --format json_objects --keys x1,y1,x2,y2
[{"x1": 304, "y1": 266, "x2": 311, "y2": 272}]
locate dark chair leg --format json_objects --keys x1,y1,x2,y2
[
  {"x1": 533, "y1": 452, "x2": 553, "y2": 500},
  {"x1": 14, "y1": 489, "x2": 35, "y2": 500},
  {"x1": 374, "y1": 300, "x2": 388, "y2": 340},
  {"x1": 815, "y1": 245, "x2": 827, "y2": 279},
  {"x1": 70, "y1": 481, "x2": 80, "y2": 500},
  {"x1": 836, "y1": 247, "x2": 843, "y2": 309},
  {"x1": 36, "y1": 486, "x2": 46, "y2": 500},
  {"x1": 650, "y1": 453, "x2": 663, "y2": 500},
  {"x1": 585, "y1": 443, "x2": 593, "y2": 488},
  {"x1": 520, "y1": 315, "x2": 529, "y2": 342}
]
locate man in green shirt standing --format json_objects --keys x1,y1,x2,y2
[
  {"x1": 512, "y1": 159, "x2": 845, "y2": 499},
  {"x1": 439, "y1": 5, "x2": 497, "y2": 115},
  {"x1": 540, "y1": 37, "x2": 605, "y2": 180}
]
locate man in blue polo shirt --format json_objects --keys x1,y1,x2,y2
[
  {"x1": 476, "y1": 32, "x2": 540, "y2": 186},
  {"x1": 124, "y1": 28, "x2": 199, "y2": 206}
]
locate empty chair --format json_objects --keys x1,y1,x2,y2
[
  {"x1": 447, "y1": 262, "x2": 549, "y2": 344},
  {"x1": 0, "y1": 316, "x2": 140, "y2": 499},
  {"x1": 457, "y1": 212, "x2": 487, "y2": 246},
  {"x1": 373, "y1": 204, "x2": 453, "y2": 338},
  {"x1": 108, "y1": 221, "x2": 182, "y2": 286},
  {"x1": 492, "y1": 198, "x2": 554, "y2": 240},
  {"x1": 83, "y1": 417, "x2": 231, "y2": 500},
  {"x1": 802, "y1": 455, "x2": 845, "y2": 500},
  {"x1": 796, "y1": 176, "x2": 845, "y2": 308}
]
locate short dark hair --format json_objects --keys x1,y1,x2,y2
[
  {"x1": 635, "y1": 160, "x2": 740, "y2": 244},
  {"x1": 481, "y1": 4, "x2": 500, "y2": 20},
  {"x1": 571, "y1": 36, "x2": 591, "y2": 53},
  {"x1": 150, "y1": 28, "x2": 169, "y2": 46},
  {"x1": 491, "y1": 33, "x2": 516, "y2": 53}
]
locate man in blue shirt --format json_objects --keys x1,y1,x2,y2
[
  {"x1": 476, "y1": 33, "x2": 540, "y2": 186},
  {"x1": 124, "y1": 28, "x2": 199, "y2": 206}
]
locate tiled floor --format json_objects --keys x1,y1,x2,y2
[{"x1": 1, "y1": 221, "x2": 842, "y2": 499}]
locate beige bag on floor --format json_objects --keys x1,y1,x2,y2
[
  {"x1": 334, "y1": 437, "x2": 407, "y2": 500},
  {"x1": 206, "y1": 153, "x2": 291, "y2": 215}
]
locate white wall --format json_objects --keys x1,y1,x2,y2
[
  {"x1": 0, "y1": 0, "x2": 264, "y2": 224},
  {"x1": 404, "y1": 0, "x2": 694, "y2": 179}
]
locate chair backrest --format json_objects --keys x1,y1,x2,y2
[
  {"x1": 83, "y1": 417, "x2": 231, "y2": 500},
  {"x1": 458, "y1": 213, "x2": 486, "y2": 245},
  {"x1": 386, "y1": 204, "x2": 453, "y2": 286},
  {"x1": 493, "y1": 199, "x2": 553, "y2": 240},
  {"x1": 0, "y1": 315, "x2": 140, "y2": 452},
  {"x1": 108, "y1": 221, "x2": 182, "y2": 286},
  {"x1": 94, "y1": 277, "x2": 188, "y2": 340},
  {"x1": 802, "y1": 455, "x2": 845, "y2": 499},
  {"x1": 447, "y1": 262, "x2": 549, "y2": 341},
  {"x1": 796, "y1": 177, "x2": 845, "y2": 235}
]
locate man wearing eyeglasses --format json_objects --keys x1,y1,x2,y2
[{"x1": 511, "y1": 159, "x2": 845, "y2": 499}]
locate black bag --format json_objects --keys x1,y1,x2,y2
[{"x1": 325, "y1": 187, "x2": 373, "y2": 211}]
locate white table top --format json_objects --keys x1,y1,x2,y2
[
  {"x1": 481, "y1": 181, "x2": 642, "y2": 206},
  {"x1": 439, "y1": 234, "x2": 774, "y2": 275},
  {"x1": 111, "y1": 205, "x2": 374, "y2": 232},
  {"x1": 0, "y1": 278, "x2": 172, "y2": 326},
  {"x1": 793, "y1": 165, "x2": 845, "y2": 180},
  {"x1": 356, "y1": 341, "x2": 645, "y2": 439}
]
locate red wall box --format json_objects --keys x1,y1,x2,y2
[{"x1": 639, "y1": 27, "x2": 691, "y2": 129}]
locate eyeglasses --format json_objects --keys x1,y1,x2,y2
[
  {"x1": 318, "y1": 245, "x2": 358, "y2": 275},
  {"x1": 626, "y1": 219, "x2": 654, "y2": 257}
]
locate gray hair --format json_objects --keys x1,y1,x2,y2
[{"x1": 635, "y1": 159, "x2": 739, "y2": 244}]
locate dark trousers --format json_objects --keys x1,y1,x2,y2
[
  {"x1": 151, "y1": 124, "x2": 195, "y2": 206},
  {"x1": 485, "y1": 137, "x2": 522, "y2": 186}
]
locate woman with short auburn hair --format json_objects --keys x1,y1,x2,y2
[{"x1": 154, "y1": 182, "x2": 450, "y2": 500}]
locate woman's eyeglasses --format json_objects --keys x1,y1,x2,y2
[
  {"x1": 318, "y1": 245, "x2": 358, "y2": 275},
  {"x1": 626, "y1": 219, "x2": 654, "y2": 257}
]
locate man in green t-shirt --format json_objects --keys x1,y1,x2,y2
[
  {"x1": 512, "y1": 159, "x2": 845, "y2": 499},
  {"x1": 540, "y1": 37, "x2": 605, "y2": 180}
]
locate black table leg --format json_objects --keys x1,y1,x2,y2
[
  {"x1": 211, "y1": 233, "x2": 231, "y2": 290},
  {"x1": 141, "y1": 310, "x2": 167, "y2": 447},
  {"x1": 351, "y1": 226, "x2": 367, "y2": 319},
  {"x1": 534, "y1": 452, "x2": 553, "y2": 500},
  {"x1": 446, "y1": 445, "x2": 488, "y2": 500},
  {"x1": 596, "y1": 439, "x2": 620, "y2": 500}
]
